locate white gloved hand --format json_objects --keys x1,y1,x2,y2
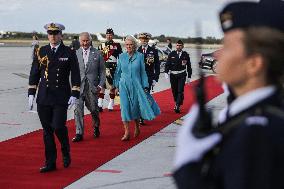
[
  {"x1": 68, "y1": 96, "x2": 77, "y2": 109},
  {"x1": 174, "y1": 104, "x2": 222, "y2": 170},
  {"x1": 28, "y1": 95, "x2": 34, "y2": 110},
  {"x1": 164, "y1": 73, "x2": 169, "y2": 79},
  {"x1": 186, "y1": 78, "x2": 190, "y2": 83},
  {"x1": 152, "y1": 80, "x2": 156, "y2": 86}
]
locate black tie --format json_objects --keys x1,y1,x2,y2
[{"x1": 51, "y1": 47, "x2": 56, "y2": 56}]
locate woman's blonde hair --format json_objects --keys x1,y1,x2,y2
[{"x1": 125, "y1": 35, "x2": 138, "y2": 50}]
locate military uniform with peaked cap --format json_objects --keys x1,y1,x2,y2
[
  {"x1": 28, "y1": 22, "x2": 81, "y2": 173},
  {"x1": 173, "y1": 1, "x2": 284, "y2": 188},
  {"x1": 137, "y1": 32, "x2": 160, "y2": 125},
  {"x1": 97, "y1": 28, "x2": 123, "y2": 111},
  {"x1": 137, "y1": 32, "x2": 160, "y2": 89},
  {"x1": 165, "y1": 39, "x2": 192, "y2": 113}
]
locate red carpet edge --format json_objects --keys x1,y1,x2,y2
[{"x1": 0, "y1": 75, "x2": 223, "y2": 189}]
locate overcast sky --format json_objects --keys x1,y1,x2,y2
[{"x1": 0, "y1": 0, "x2": 259, "y2": 38}]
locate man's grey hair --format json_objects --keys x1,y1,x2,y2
[
  {"x1": 79, "y1": 32, "x2": 92, "y2": 41},
  {"x1": 125, "y1": 35, "x2": 138, "y2": 50}
]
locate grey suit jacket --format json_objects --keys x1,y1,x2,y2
[{"x1": 76, "y1": 47, "x2": 106, "y2": 95}]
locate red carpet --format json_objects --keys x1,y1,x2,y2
[{"x1": 0, "y1": 76, "x2": 223, "y2": 189}]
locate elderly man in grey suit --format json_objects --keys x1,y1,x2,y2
[{"x1": 72, "y1": 32, "x2": 106, "y2": 142}]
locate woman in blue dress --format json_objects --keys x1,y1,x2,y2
[{"x1": 114, "y1": 35, "x2": 160, "y2": 141}]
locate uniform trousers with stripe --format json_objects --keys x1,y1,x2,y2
[{"x1": 170, "y1": 72, "x2": 186, "y2": 106}]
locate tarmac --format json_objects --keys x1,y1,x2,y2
[{"x1": 0, "y1": 46, "x2": 226, "y2": 189}]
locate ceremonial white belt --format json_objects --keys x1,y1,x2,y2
[{"x1": 171, "y1": 69, "x2": 186, "y2": 74}]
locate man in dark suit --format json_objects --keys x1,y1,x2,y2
[
  {"x1": 72, "y1": 32, "x2": 105, "y2": 142},
  {"x1": 137, "y1": 32, "x2": 160, "y2": 125},
  {"x1": 69, "y1": 36, "x2": 80, "y2": 51},
  {"x1": 165, "y1": 40, "x2": 192, "y2": 113},
  {"x1": 28, "y1": 23, "x2": 81, "y2": 173},
  {"x1": 167, "y1": 38, "x2": 172, "y2": 50}
]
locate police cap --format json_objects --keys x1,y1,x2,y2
[
  {"x1": 138, "y1": 32, "x2": 152, "y2": 39},
  {"x1": 106, "y1": 28, "x2": 114, "y2": 35},
  {"x1": 219, "y1": 0, "x2": 284, "y2": 33},
  {"x1": 176, "y1": 40, "x2": 184, "y2": 45}
]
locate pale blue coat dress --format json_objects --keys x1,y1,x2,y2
[{"x1": 114, "y1": 51, "x2": 160, "y2": 121}]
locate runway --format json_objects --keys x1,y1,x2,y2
[{"x1": 0, "y1": 46, "x2": 226, "y2": 189}]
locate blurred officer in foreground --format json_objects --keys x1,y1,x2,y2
[
  {"x1": 137, "y1": 32, "x2": 160, "y2": 125},
  {"x1": 173, "y1": 1, "x2": 284, "y2": 188},
  {"x1": 165, "y1": 40, "x2": 192, "y2": 113},
  {"x1": 72, "y1": 32, "x2": 105, "y2": 142},
  {"x1": 28, "y1": 23, "x2": 81, "y2": 173},
  {"x1": 98, "y1": 28, "x2": 122, "y2": 111}
]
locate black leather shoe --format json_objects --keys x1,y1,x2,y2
[
  {"x1": 139, "y1": 118, "x2": 146, "y2": 125},
  {"x1": 63, "y1": 153, "x2": 71, "y2": 168},
  {"x1": 174, "y1": 105, "x2": 181, "y2": 114},
  {"x1": 72, "y1": 134, "x2": 83, "y2": 142},
  {"x1": 39, "y1": 164, "x2": 56, "y2": 173},
  {"x1": 94, "y1": 127, "x2": 100, "y2": 138},
  {"x1": 99, "y1": 107, "x2": 103, "y2": 112}
]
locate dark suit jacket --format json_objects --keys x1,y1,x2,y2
[{"x1": 28, "y1": 42, "x2": 81, "y2": 105}]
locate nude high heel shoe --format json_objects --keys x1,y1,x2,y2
[
  {"x1": 121, "y1": 134, "x2": 130, "y2": 141},
  {"x1": 134, "y1": 126, "x2": 140, "y2": 138}
]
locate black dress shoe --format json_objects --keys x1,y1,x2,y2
[
  {"x1": 99, "y1": 107, "x2": 103, "y2": 112},
  {"x1": 39, "y1": 164, "x2": 56, "y2": 173},
  {"x1": 94, "y1": 127, "x2": 100, "y2": 138},
  {"x1": 72, "y1": 134, "x2": 83, "y2": 142},
  {"x1": 174, "y1": 105, "x2": 181, "y2": 114},
  {"x1": 139, "y1": 118, "x2": 146, "y2": 125},
  {"x1": 63, "y1": 153, "x2": 71, "y2": 168}
]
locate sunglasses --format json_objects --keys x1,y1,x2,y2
[{"x1": 47, "y1": 30, "x2": 60, "y2": 35}]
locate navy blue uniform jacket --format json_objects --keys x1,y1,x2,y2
[{"x1": 28, "y1": 43, "x2": 81, "y2": 105}]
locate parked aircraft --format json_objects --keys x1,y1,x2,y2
[
  {"x1": 0, "y1": 31, "x2": 9, "y2": 38},
  {"x1": 95, "y1": 33, "x2": 125, "y2": 44}
]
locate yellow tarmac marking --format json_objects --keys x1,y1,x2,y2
[{"x1": 174, "y1": 118, "x2": 184, "y2": 125}]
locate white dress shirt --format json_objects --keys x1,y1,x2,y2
[
  {"x1": 82, "y1": 47, "x2": 90, "y2": 68},
  {"x1": 49, "y1": 43, "x2": 61, "y2": 53}
]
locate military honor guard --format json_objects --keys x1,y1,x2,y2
[
  {"x1": 173, "y1": 0, "x2": 284, "y2": 188},
  {"x1": 165, "y1": 40, "x2": 192, "y2": 113},
  {"x1": 137, "y1": 32, "x2": 160, "y2": 125},
  {"x1": 28, "y1": 23, "x2": 81, "y2": 173},
  {"x1": 97, "y1": 28, "x2": 123, "y2": 111},
  {"x1": 72, "y1": 32, "x2": 106, "y2": 142}
]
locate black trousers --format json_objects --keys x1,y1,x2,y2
[
  {"x1": 37, "y1": 104, "x2": 70, "y2": 166},
  {"x1": 170, "y1": 73, "x2": 186, "y2": 106},
  {"x1": 146, "y1": 75, "x2": 154, "y2": 91}
]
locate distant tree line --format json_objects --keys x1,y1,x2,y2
[
  {"x1": 153, "y1": 34, "x2": 222, "y2": 44},
  {"x1": 4, "y1": 32, "x2": 222, "y2": 44}
]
